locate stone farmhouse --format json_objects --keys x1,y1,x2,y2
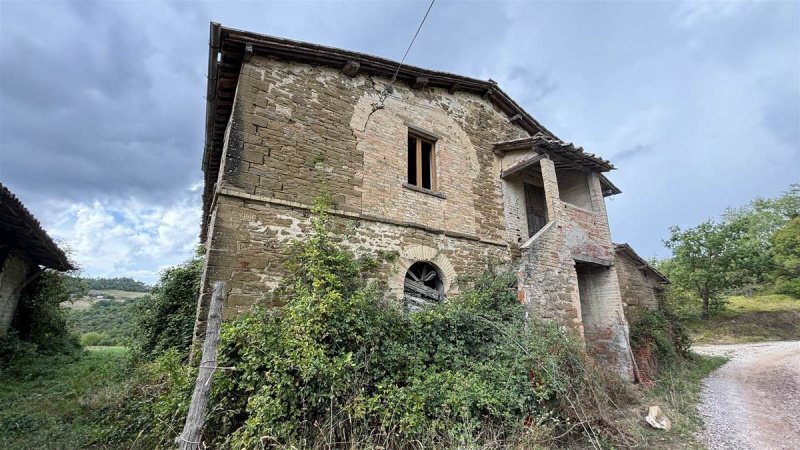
[
  {"x1": 0, "y1": 183, "x2": 74, "y2": 334},
  {"x1": 195, "y1": 23, "x2": 667, "y2": 378}
]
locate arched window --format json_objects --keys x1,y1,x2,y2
[{"x1": 404, "y1": 261, "x2": 444, "y2": 310}]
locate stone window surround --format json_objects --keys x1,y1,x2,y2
[
  {"x1": 388, "y1": 245, "x2": 458, "y2": 301},
  {"x1": 402, "y1": 182, "x2": 447, "y2": 199}
]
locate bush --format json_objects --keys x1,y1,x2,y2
[
  {"x1": 204, "y1": 203, "x2": 633, "y2": 448},
  {"x1": 2, "y1": 270, "x2": 80, "y2": 363},
  {"x1": 771, "y1": 217, "x2": 800, "y2": 298},
  {"x1": 104, "y1": 349, "x2": 196, "y2": 448},
  {"x1": 67, "y1": 299, "x2": 139, "y2": 347},
  {"x1": 79, "y1": 331, "x2": 113, "y2": 347},
  {"x1": 629, "y1": 298, "x2": 691, "y2": 382},
  {"x1": 131, "y1": 254, "x2": 202, "y2": 361},
  {"x1": 117, "y1": 202, "x2": 636, "y2": 449}
]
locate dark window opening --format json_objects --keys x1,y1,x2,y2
[
  {"x1": 404, "y1": 261, "x2": 444, "y2": 311},
  {"x1": 407, "y1": 131, "x2": 436, "y2": 191},
  {"x1": 421, "y1": 141, "x2": 432, "y2": 189},
  {"x1": 407, "y1": 136, "x2": 417, "y2": 185}
]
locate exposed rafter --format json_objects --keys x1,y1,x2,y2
[{"x1": 493, "y1": 133, "x2": 615, "y2": 173}]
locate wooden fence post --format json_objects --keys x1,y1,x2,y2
[{"x1": 177, "y1": 281, "x2": 226, "y2": 449}]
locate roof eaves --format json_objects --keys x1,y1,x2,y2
[
  {"x1": 613, "y1": 243, "x2": 669, "y2": 284},
  {"x1": 0, "y1": 183, "x2": 75, "y2": 271}
]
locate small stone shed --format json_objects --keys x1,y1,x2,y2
[
  {"x1": 195, "y1": 23, "x2": 663, "y2": 379},
  {"x1": 613, "y1": 243, "x2": 670, "y2": 313},
  {"x1": 0, "y1": 183, "x2": 74, "y2": 334}
]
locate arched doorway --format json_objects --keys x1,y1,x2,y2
[{"x1": 404, "y1": 261, "x2": 444, "y2": 311}]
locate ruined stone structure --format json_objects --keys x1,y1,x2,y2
[
  {"x1": 196, "y1": 23, "x2": 661, "y2": 377},
  {"x1": 0, "y1": 183, "x2": 74, "y2": 334}
]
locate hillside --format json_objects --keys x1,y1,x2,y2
[{"x1": 687, "y1": 294, "x2": 800, "y2": 344}]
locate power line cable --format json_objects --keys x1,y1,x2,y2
[{"x1": 376, "y1": 0, "x2": 437, "y2": 106}]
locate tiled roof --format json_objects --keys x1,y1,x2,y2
[
  {"x1": 493, "y1": 133, "x2": 615, "y2": 172},
  {"x1": 613, "y1": 243, "x2": 669, "y2": 284},
  {"x1": 0, "y1": 183, "x2": 74, "y2": 271}
]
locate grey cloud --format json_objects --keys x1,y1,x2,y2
[
  {"x1": 1, "y1": 0, "x2": 798, "y2": 273},
  {"x1": 611, "y1": 144, "x2": 653, "y2": 163},
  {"x1": 0, "y1": 0, "x2": 205, "y2": 207},
  {"x1": 759, "y1": 80, "x2": 800, "y2": 150}
]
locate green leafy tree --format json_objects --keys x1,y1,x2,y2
[
  {"x1": 770, "y1": 217, "x2": 800, "y2": 298},
  {"x1": 664, "y1": 221, "x2": 746, "y2": 320},
  {"x1": 132, "y1": 254, "x2": 202, "y2": 360},
  {"x1": 721, "y1": 184, "x2": 800, "y2": 292},
  {"x1": 84, "y1": 277, "x2": 151, "y2": 292}
]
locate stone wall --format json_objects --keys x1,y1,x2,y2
[
  {"x1": 515, "y1": 158, "x2": 633, "y2": 379},
  {"x1": 196, "y1": 55, "x2": 525, "y2": 337},
  {"x1": 0, "y1": 249, "x2": 33, "y2": 334},
  {"x1": 615, "y1": 250, "x2": 663, "y2": 312},
  {"x1": 196, "y1": 192, "x2": 509, "y2": 332},
  {"x1": 197, "y1": 53, "x2": 634, "y2": 378}
]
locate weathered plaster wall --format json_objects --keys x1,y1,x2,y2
[{"x1": 0, "y1": 250, "x2": 32, "y2": 334}]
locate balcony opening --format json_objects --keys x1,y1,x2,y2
[{"x1": 555, "y1": 167, "x2": 593, "y2": 210}]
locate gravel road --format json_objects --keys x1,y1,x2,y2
[{"x1": 693, "y1": 341, "x2": 800, "y2": 450}]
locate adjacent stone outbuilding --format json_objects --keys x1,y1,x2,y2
[
  {"x1": 195, "y1": 23, "x2": 658, "y2": 379},
  {"x1": 614, "y1": 243, "x2": 670, "y2": 313},
  {"x1": 0, "y1": 183, "x2": 74, "y2": 334}
]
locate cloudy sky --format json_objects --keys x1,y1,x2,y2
[{"x1": 1, "y1": 0, "x2": 798, "y2": 283}]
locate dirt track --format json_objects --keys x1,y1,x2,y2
[{"x1": 693, "y1": 341, "x2": 800, "y2": 450}]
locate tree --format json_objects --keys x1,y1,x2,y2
[
  {"x1": 720, "y1": 184, "x2": 800, "y2": 293},
  {"x1": 664, "y1": 221, "x2": 746, "y2": 320},
  {"x1": 132, "y1": 254, "x2": 202, "y2": 360},
  {"x1": 770, "y1": 217, "x2": 800, "y2": 298}
]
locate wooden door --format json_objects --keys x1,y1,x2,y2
[{"x1": 524, "y1": 183, "x2": 547, "y2": 237}]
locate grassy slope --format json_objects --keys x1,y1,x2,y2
[
  {"x1": 687, "y1": 294, "x2": 800, "y2": 344},
  {"x1": 634, "y1": 354, "x2": 728, "y2": 449},
  {"x1": 0, "y1": 347, "x2": 131, "y2": 450}
]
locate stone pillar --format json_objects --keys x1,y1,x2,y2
[
  {"x1": 539, "y1": 158, "x2": 560, "y2": 220},
  {"x1": 0, "y1": 250, "x2": 32, "y2": 334}
]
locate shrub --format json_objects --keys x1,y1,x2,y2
[
  {"x1": 119, "y1": 202, "x2": 636, "y2": 449},
  {"x1": 131, "y1": 254, "x2": 202, "y2": 361},
  {"x1": 104, "y1": 349, "x2": 196, "y2": 449},
  {"x1": 66, "y1": 299, "x2": 139, "y2": 347},
  {"x1": 2, "y1": 270, "x2": 80, "y2": 363},
  {"x1": 771, "y1": 217, "x2": 800, "y2": 298},
  {"x1": 80, "y1": 331, "x2": 113, "y2": 347},
  {"x1": 629, "y1": 298, "x2": 691, "y2": 382},
  {"x1": 204, "y1": 202, "x2": 633, "y2": 448}
]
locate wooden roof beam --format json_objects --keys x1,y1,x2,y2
[{"x1": 341, "y1": 60, "x2": 360, "y2": 77}]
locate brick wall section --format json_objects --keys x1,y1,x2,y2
[{"x1": 516, "y1": 159, "x2": 633, "y2": 379}]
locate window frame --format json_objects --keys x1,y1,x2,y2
[{"x1": 406, "y1": 130, "x2": 437, "y2": 192}]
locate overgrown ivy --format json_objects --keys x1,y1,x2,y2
[
  {"x1": 628, "y1": 298, "x2": 692, "y2": 382},
  {"x1": 116, "y1": 200, "x2": 636, "y2": 449},
  {"x1": 1, "y1": 270, "x2": 81, "y2": 364}
]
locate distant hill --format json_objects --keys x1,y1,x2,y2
[{"x1": 84, "y1": 277, "x2": 151, "y2": 292}]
